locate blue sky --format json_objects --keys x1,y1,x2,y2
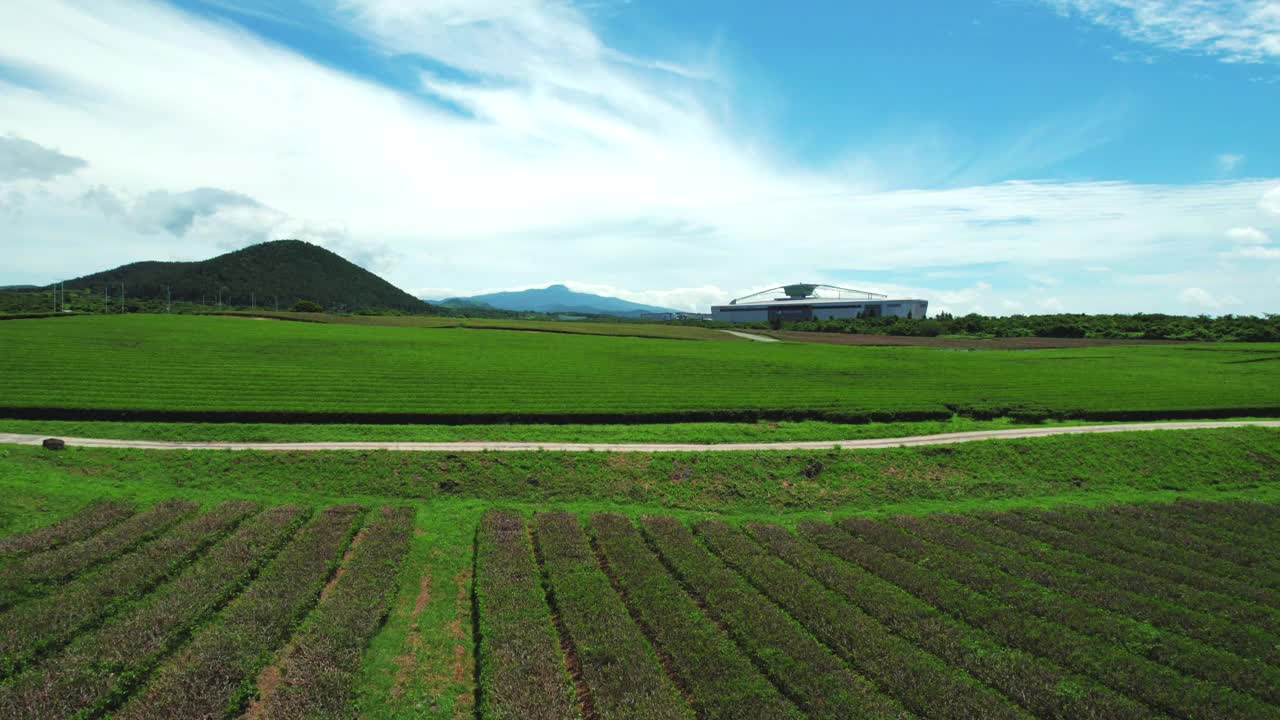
[{"x1": 1, "y1": 0, "x2": 1277, "y2": 314}]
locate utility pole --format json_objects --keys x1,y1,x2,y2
[
  {"x1": 251, "y1": 291, "x2": 255, "y2": 310},
  {"x1": 104, "y1": 285, "x2": 108, "y2": 314},
  {"x1": 165, "y1": 285, "x2": 172, "y2": 313},
  {"x1": 119, "y1": 282, "x2": 124, "y2": 313}
]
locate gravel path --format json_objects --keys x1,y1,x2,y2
[
  {"x1": 719, "y1": 330, "x2": 780, "y2": 342},
  {"x1": 1, "y1": 420, "x2": 1276, "y2": 453}
]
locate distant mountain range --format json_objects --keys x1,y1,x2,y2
[
  {"x1": 59, "y1": 240, "x2": 430, "y2": 312},
  {"x1": 440, "y1": 284, "x2": 679, "y2": 317}
]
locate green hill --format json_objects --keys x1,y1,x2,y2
[{"x1": 59, "y1": 240, "x2": 430, "y2": 312}]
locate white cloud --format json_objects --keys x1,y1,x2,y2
[
  {"x1": 1218, "y1": 153, "x2": 1245, "y2": 173},
  {"x1": 1233, "y1": 245, "x2": 1280, "y2": 260},
  {"x1": 1226, "y1": 226, "x2": 1270, "y2": 244},
  {"x1": 0, "y1": 0, "x2": 1278, "y2": 315},
  {"x1": 1046, "y1": 1, "x2": 1280, "y2": 63},
  {"x1": 1179, "y1": 287, "x2": 1241, "y2": 309},
  {"x1": 0, "y1": 135, "x2": 86, "y2": 182}
]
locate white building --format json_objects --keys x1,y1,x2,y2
[{"x1": 711, "y1": 284, "x2": 927, "y2": 323}]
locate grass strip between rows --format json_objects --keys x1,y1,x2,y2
[
  {"x1": 588, "y1": 514, "x2": 802, "y2": 720},
  {"x1": 534, "y1": 511, "x2": 692, "y2": 720},
  {"x1": 689, "y1": 518, "x2": 1027, "y2": 720},
  {"x1": 0, "y1": 504, "x2": 306, "y2": 720},
  {"x1": 744, "y1": 522, "x2": 1156, "y2": 720},
  {"x1": 643, "y1": 516, "x2": 917, "y2": 720},
  {"x1": 115, "y1": 504, "x2": 362, "y2": 719},
  {"x1": 254, "y1": 505, "x2": 415, "y2": 719},
  {"x1": 0, "y1": 501, "x2": 133, "y2": 558},
  {"x1": 982, "y1": 511, "x2": 1280, "y2": 636},
  {"x1": 910, "y1": 511, "x2": 1280, "y2": 702},
  {"x1": 0, "y1": 501, "x2": 256, "y2": 678},
  {"x1": 0, "y1": 499, "x2": 194, "y2": 609},
  {"x1": 475, "y1": 509, "x2": 578, "y2": 720},
  {"x1": 839, "y1": 516, "x2": 1275, "y2": 720}
]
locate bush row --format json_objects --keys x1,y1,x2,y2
[
  {"x1": 588, "y1": 514, "x2": 800, "y2": 720},
  {"x1": 0, "y1": 501, "x2": 133, "y2": 557},
  {"x1": 644, "y1": 516, "x2": 911, "y2": 720},
  {"x1": 0, "y1": 501, "x2": 256, "y2": 677},
  {"x1": 1109, "y1": 505, "x2": 1280, "y2": 578},
  {"x1": 475, "y1": 509, "x2": 578, "y2": 720},
  {"x1": 0, "y1": 499, "x2": 195, "y2": 610},
  {"x1": 952, "y1": 512, "x2": 1280, "y2": 661},
  {"x1": 689, "y1": 518, "x2": 1019, "y2": 720},
  {"x1": 1025, "y1": 508, "x2": 1280, "y2": 602},
  {"x1": 898, "y1": 514, "x2": 1280, "y2": 706},
  {"x1": 1159, "y1": 501, "x2": 1280, "y2": 543},
  {"x1": 116, "y1": 504, "x2": 362, "y2": 720},
  {"x1": 744, "y1": 521, "x2": 1153, "y2": 720},
  {"x1": 0, "y1": 504, "x2": 306, "y2": 719},
  {"x1": 533, "y1": 511, "x2": 691, "y2": 720},
  {"x1": 801, "y1": 521, "x2": 1242, "y2": 720},
  {"x1": 258, "y1": 505, "x2": 415, "y2": 719},
  {"x1": 984, "y1": 511, "x2": 1280, "y2": 635},
  {"x1": 842, "y1": 516, "x2": 1272, "y2": 720}
]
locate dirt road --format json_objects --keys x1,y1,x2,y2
[{"x1": 1, "y1": 420, "x2": 1275, "y2": 453}]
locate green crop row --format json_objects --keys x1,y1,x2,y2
[
  {"x1": 689, "y1": 518, "x2": 1020, "y2": 720},
  {"x1": 257, "y1": 505, "x2": 415, "y2": 719},
  {"x1": 0, "y1": 501, "x2": 255, "y2": 677},
  {"x1": 742, "y1": 522, "x2": 1151, "y2": 720},
  {"x1": 0, "y1": 500, "x2": 133, "y2": 558},
  {"x1": 589, "y1": 513, "x2": 800, "y2": 720},
  {"x1": 0, "y1": 505, "x2": 306, "y2": 720},
  {"x1": 116, "y1": 505, "x2": 362, "y2": 719},
  {"x1": 985, "y1": 512, "x2": 1280, "y2": 633},
  {"x1": 475, "y1": 510, "x2": 577, "y2": 720},
  {"x1": 533, "y1": 511, "x2": 691, "y2": 720},
  {"x1": 0, "y1": 499, "x2": 194, "y2": 610},
  {"x1": 1, "y1": 315, "x2": 1277, "y2": 420},
  {"x1": 945, "y1": 513, "x2": 1280, "y2": 660},
  {"x1": 641, "y1": 515, "x2": 912, "y2": 720},
  {"x1": 839, "y1": 516, "x2": 1275, "y2": 719},
  {"x1": 905, "y1": 513, "x2": 1280, "y2": 705},
  {"x1": 1109, "y1": 504, "x2": 1280, "y2": 577}
]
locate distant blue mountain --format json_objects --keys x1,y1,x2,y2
[{"x1": 439, "y1": 284, "x2": 678, "y2": 316}]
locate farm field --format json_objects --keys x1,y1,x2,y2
[
  {"x1": 0, "y1": 469, "x2": 1277, "y2": 719},
  {"x1": 209, "y1": 310, "x2": 737, "y2": 341},
  {"x1": 1, "y1": 315, "x2": 1278, "y2": 423}
]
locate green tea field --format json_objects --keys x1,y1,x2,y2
[
  {"x1": 1, "y1": 488, "x2": 1278, "y2": 719},
  {"x1": 1, "y1": 315, "x2": 1278, "y2": 423}
]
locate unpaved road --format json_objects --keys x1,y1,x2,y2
[
  {"x1": 1, "y1": 420, "x2": 1276, "y2": 453},
  {"x1": 720, "y1": 330, "x2": 780, "y2": 342}
]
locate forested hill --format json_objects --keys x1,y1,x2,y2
[{"x1": 59, "y1": 240, "x2": 430, "y2": 312}]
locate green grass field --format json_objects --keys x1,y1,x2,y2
[
  {"x1": 0, "y1": 427, "x2": 1277, "y2": 718},
  {"x1": 2, "y1": 315, "x2": 1278, "y2": 422}
]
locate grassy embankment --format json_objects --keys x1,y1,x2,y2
[{"x1": 2, "y1": 315, "x2": 1278, "y2": 425}]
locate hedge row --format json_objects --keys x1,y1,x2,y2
[
  {"x1": 475, "y1": 510, "x2": 577, "y2": 720},
  {"x1": 841, "y1": 517, "x2": 1271, "y2": 720},
  {"x1": 257, "y1": 505, "x2": 415, "y2": 719},
  {"x1": 896, "y1": 514, "x2": 1280, "y2": 706},
  {"x1": 1105, "y1": 505, "x2": 1280, "y2": 580},
  {"x1": 534, "y1": 511, "x2": 691, "y2": 720},
  {"x1": 644, "y1": 516, "x2": 910, "y2": 720},
  {"x1": 0, "y1": 501, "x2": 256, "y2": 677},
  {"x1": 943, "y1": 512, "x2": 1280, "y2": 665},
  {"x1": 0, "y1": 504, "x2": 306, "y2": 719},
  {"x1": 1025, "y1": 508, "x2": 1280, "y2": 600},
  {"x1": 0, "y1": 501, "x2": 133, "y2": 557},
  {"x1": 1125, "y1": 505, "x2": 1280, "y2": 574},
  {"x1": 744, "y1": 522, "x2": 1153, "y2": 720},
  {"x1": 588, "y1": 514, "x2": 800, "y2": 720},
  {"x1": 0, "y1": 499, "x2": 194, "y2": 609},
  {"x1": 116, "y1": 504, "x2": 362, "y2": 719},
  {"x1": 691, "y1": 518, "x2": 1020, "y2": 720},
  {"x1": 982, "y1": 511, "x2": 1280, "y2": 636}
]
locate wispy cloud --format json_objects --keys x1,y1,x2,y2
[
  {"x1": 1218, "y1": 153, "x2": 1245, "y2": 173},
  {"x1": 1045, "y1": 1, "x2": 1280, "y2": 63},
  {"x1": 0, "y1": 135, "x2": 86, "y2": 182}
]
